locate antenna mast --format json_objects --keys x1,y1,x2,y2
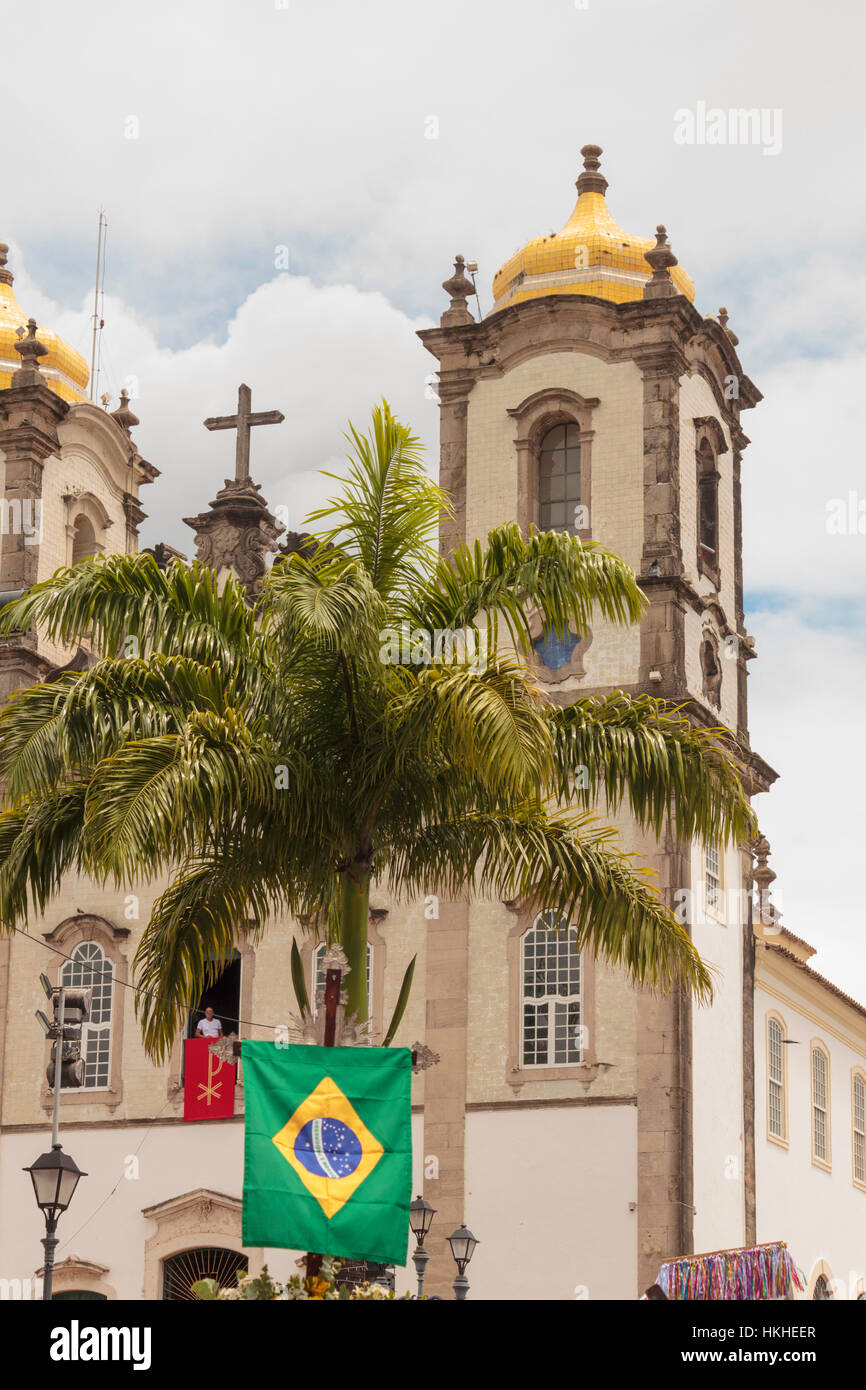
[{"x1": 89, "y1": 210, "x2": 107, "y2": 401}]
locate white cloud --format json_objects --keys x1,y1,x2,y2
[
  {"x1": 2, "y1": 0, "x2": 865, "y2": 342},
  {"x1": 743, "y1": 353, "x2": 866, "y2": 605},
  {"x1": 9, "y1": 257, "x2": 439, "y2": 551},
  {"x1": 747, "y1": 607, "x2": 866, "y2": 1002}
]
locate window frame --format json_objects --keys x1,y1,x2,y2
[
  {"x1": 537, "y1": 422, "x2": 584, "y2": 537},
  {"x1": 696, "y1": 438, "x2": 720, "y2": 584},
  {"x1": 520, "y1": 912, "x2": 583, "y2": 1070},
  {"x1": 703, "y1": 840, "x2": 725, "y2": 923},
  {"x1": 40, "y1": 915, "x2": 129, "y2": 1111},
  {"x1": 505, "y1": 905, "x2": 597, "y2": 1088},
  {"x1": 693, "y1": 418, "x2": 727, "y2": 591},
  {"x1": 810, "y1": 1040, "x2": 832, "y2": 1171},
  {"x1": 59, "y1": 941, "x2": 114, "y2": 1091},
  {"x1": 766, "y1": 1011, "x2": 789, "y2": 1147},
  {"x1": 852, "y1": 1068, "x2": 866, "y2": 1191},
  {"x1": 505, "y1": 387, "x2": 598, "y2": 544}
]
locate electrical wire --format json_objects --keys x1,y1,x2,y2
[
  {"x1": 8, "y1": 921, "x2": 280, "y2": 1035},
  {"x1": 54, "y1": 1096, "x2": 176, "y2": 1255}
]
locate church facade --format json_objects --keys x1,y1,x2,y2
[{"x1": 0, "y1": 150, "x2": 864, "y2": 1300}]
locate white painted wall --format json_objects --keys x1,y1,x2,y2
[
  {"x1": 0, "y1": 1114, "x2": 425, "y2": 1300},
  {"x1": 754, "y1": 981, "x2": 866, "y2": 1299},
  {"x1": 464, "y1": 1104, "x2": 637, "y2": 1300},
  {"x1": 690, "y1": 841, "x2": 746, "y2": 1254}
]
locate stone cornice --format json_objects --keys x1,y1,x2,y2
[
  {"x1": 418, "y1": 292, "x2": 761, "y2": 420},
  {"x1": 0, "y1": 380, "x2": 69, "y2": 426}
]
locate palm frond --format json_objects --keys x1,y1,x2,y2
[
  {"x1": 306, "y1": 399, "x2": 447, "y2": 597},
  {"x1": 0, "y1": 553, "x2": 259, "y2": 664},
  {"x1": 411, "y1": 523, "x2": 646, "y2": 658},
  {"x1": 385, "y1": 804, "x2": 714, "y2": 1001},
  {"x1": 551, "y1": 693, "x2": 757, "y2": 846},
  {"x1": 133, "y1": 856, "x2": 284, "y2": 1061}
]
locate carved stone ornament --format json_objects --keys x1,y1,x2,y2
[
  {"x1": 410, "y1": 1042, "x2": 441, "y2": 1074},
  {"x1": 699, "y1": 629, "x2": 723, "y2": 709},
  {"x1": 183, "y1": 481, "x2": 282, "y2": 595}
]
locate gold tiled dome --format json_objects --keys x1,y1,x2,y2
[
  {"x1": 491, "y1": 146, "x2": 695, "y2": 313},
  {"x1": 0, "y1": 242, "x2": 89, "y2": 402}
]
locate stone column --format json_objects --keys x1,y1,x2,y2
[
  {"x1": 421, "y1": 896, "x2": 470, "y2": 1296},
  {"x1": 637, "y1": 346, "x2": 687, "y2": 697},
  {"x1": 635, "y1": 340, "x2": 693, "y2": 1288},
  {"x1": 0, "y1": 378, "x2": 68, "y2": 696},
  {"x1": 436, "y1": 376, "x2": 474, "y2": 556},
  {"x1": 0, "y1": 380, "x2": 66, "y2": 593},
  {"x1": 636, "y1": 838, "x2": 693, "y2": 1290}
]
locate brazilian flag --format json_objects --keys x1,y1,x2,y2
[{"x1": 241, "y1": 1042, "x2": 412, "y2": 1265}]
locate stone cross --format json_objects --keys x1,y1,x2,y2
[{"x1": 203, "y1": 383, "x2": 284, "y2": 486}]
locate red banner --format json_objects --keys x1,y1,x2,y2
[{"x1": 183, "y1": 1037, "x2": 236, "y2": 1121}]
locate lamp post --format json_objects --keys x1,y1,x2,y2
[
  {"x1": 447, "y1": 1223, "x2": 479, "y2": 1301},
  {"x1": 409, "y1": 1194, "x2": 436, "y2": 1298},
  {"x1": 23, "y1": 1144, "x2": 87, "y2": 1301}
]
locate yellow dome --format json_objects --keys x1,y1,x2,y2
[
  {"x1": 0, "y1": 242, "x2": 89, "y2": 402},
  {"x1": 491, "y1": 146, "x2": 695, "y2": 313}
]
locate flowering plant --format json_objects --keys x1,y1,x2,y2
[{"x1": 191, "y1": 1258, "x2": 408, "y2": 1301}]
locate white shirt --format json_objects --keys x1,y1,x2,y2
[{"x1": 197, "y1": 1016, "x2": 222, "y2": 1037}]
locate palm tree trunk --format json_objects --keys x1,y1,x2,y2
[{"x1": 340, "y1": 863, "x2": 370, "y2": 1024}]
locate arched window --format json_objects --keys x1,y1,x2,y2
[
  {"x1": 811, "y1": 1044, "x2": 830, "y2": 1166},
  {"x1": 767, "y1": 1016, "x2": 786, "y2": 1140},
  {"x1": 813, "y1": 1274, "x2": 834, "y2": 1301},
  {"x1": 71, "y1": 514, "x2": 98, "y2": 565},
  {"x1": 697, "y1": 438, "x2": 719, "y2": 579},
  {"x1": 60, "y1": 942, "x2": 113, "y2": 1089},
  {"x1": 521, "y1": 911, "x2": 582, "y2": 1067},
  {"x1": 539, "y1": 424, "x2": 581, "y2": 535},
  {"x1": 313, "y1": 942, "x2": 372, "y2": 1016},
  {"x1": 52, "y1": 1291, "x2": 108, "y2": 1301},
  {"x1": 162, "y1": 1247, "x2": 246, "y2": 1300},
  {"x1": 853, "y1": 1072, "x2": 866, "y2": 1186}
]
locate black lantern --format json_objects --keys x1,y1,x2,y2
[
  {"x1": 24, "y1": 1145, "x2": 86, "y2": 1217},
  {"x1": 409, "y1": 1194, "x2": 436, "y2": 1298},
  {"x1": 409, "y1": 1194, "x2": 436, "y2": 1246},
  {"x1": 447, "y1": 1223, "x2": 479, "y2": 1300},
  {"x1": 24, "y1": 1144, "x2": 87, "y2": 1301}
]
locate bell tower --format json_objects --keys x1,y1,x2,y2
[
  {"x1": 418, "y1": 147, "x2": 777, "y2": 1291},
  {"x1": 0, "y1": 240, "x2": 157, "y2": 697}
]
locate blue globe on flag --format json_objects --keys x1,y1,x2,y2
[{"x1": 294, "y1": 1117, "x2": 363, "y2": 1179}]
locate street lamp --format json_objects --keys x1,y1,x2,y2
[
  {"x1": 447, "y1": 1223, "x2": 479, "y2": 1301},
  {"x1": 23, "y1": 1144, "x2": 87, "y2": 1301},
  {"x1": 409, "y1": 1194, "x2": 436, "y2": 1298}
]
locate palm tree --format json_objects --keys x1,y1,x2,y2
[{"x1": 0, "y1": 401, "x2": 754, "y2": 1059}]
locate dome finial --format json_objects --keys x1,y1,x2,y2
[
  {"x1": 643, "y1": 225, "x2": 679, "y2": 299},
  {"x1": 577, "y1": 144, "x2": 608, "y2": 197},
  {"x1": 440, "y1": 254, "x2": 476, "y2": 327},
  {"x1": 0, "y1": 242, "x2": 12, "y2": 288},
  {"x1": 13, "y1": 317, "x2": 48, "y2": 384},
  {"x1": 718, "y1": 306, "x2": 739, "y2": 346},
  {"x1": 111, "y1": 387, "x2": 140, "y2": 436}
]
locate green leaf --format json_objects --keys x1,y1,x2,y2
[
  {"x1": 383, "y1": 955, "x2": 416, "y2": 1046},
  {"x1": 190, "y1": 1278, "x2": 220, "y2": 1300},
  {"x1": 291, "y1": 938, "x2": 311, "y2": 1018}
]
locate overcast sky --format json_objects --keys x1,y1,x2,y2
[{"x1": 3, "y1": 0, "x2": 864, "y2": 997}]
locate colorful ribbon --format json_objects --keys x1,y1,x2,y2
[{"x1": 656, "y1": 1242, "x2": 806, "y2": 1300}]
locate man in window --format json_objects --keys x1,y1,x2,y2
[{"x1": 195, "y1": 1007, "x2": 223, "y2": 1039}]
